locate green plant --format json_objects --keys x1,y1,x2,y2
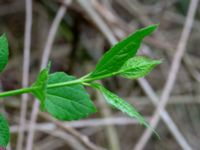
[{"x1": 0, "y1": 25, "x2": 161, "y2": 148}]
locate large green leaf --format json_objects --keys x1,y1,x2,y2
[
  {"x1": 31, "y1": 64, "x2": 50, "y2": 110},
  {"x1": 89, "y1": 25, "x2": 158, "y2": 78},
  {"x1": 119, "y1": 56, "x2": 161, "y2": 79},
  {"x1": 0, "y1": 34, "x2": 9, "y2": 73},
  {"x1": 45, "y1": 72, "x2": 96, "y2": 120},
  {"x1": 0, "y1": 114, "x2": 10, "y2": 148}
]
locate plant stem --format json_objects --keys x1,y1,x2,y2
[
  {"x1": 47, "y1": 79, "x2": 83, "y2": 89},
  {"x1": 46, "y1": 72, "x2": 118, "y2": 89},
  {"x1": 0, "y1": 70, "x2": 127, "y2": 98},
  {"x1": 0, "y1": 87, "x2": 36, "y2": 98}
]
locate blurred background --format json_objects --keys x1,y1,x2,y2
[{"x1": 0, "y1": 0, "x2": 200, "y2": 150}]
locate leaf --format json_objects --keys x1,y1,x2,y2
[
  {"x1": 91, "y1": 83, "x2": 149, "y2": 126},
  {"x1": 0, "y1": 34, "x2": 9, "y2": 73},
  {"x1": 89, "y1": 25, "x2": 158, "y2": 78},
  {"x1": 0, "y1": 114, "x2": 10, "y2": 148},
  {"x1": 119, "y1": 56, "x2": 161, "y2": 79},
  {"x1": 91, "y1": 83, "x2": 158, "y2": 135},
  {"x1": 31, "y1": 63, "x2": 51, "y2": 110},
  {"x1": 45, "y1": 72, "x2": 96, "y2": 120}
]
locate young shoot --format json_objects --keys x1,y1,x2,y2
[{"x1": 0, "y1": 25, "x2": 161, "y2": 148}]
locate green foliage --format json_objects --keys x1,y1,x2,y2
[
  {"x1": 0, "y1": 114, "x2": 10, "y2": 148},
  {"x1": 119, "y1": 56, "x2": 161, "y2": 79},
  {"x1": 45, "y1": 72, "x2": 96, "y2": 120},
  {"x1": 91, "y1": 83, "x2": 149, "y2": 126},
  {"x1": 0, "y1": 34, "x2": 8, "y2": 73},
  {"x1": 31, "y1": 63, "x2": 51, "y2": 110},
  {"x1": 89, "y1": 25, "x2": 158, "y2": 78},
  {"x1": 0, "y1": 34, "x2": 9, "y2": 148},
  {"x1": 0, "y1": 25, "x2": 161, "y2": 145},
  {"x1": 90, "y1": 83, "x2": 158, "y2": 136}
]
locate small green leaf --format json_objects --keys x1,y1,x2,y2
[
  {"x1": 0, "y1": 34, "x2": 9, "y2": 73},
  {"x1": 119, "y1": 56, "x2": 161, "y2": 79},
  {"x1": 31, "y1": 63, "x2": 50, "y2": 110},
  {"x1": 91, "y1": 83, "x2": 149, "y2": 126},
  {"x1": 89, "y1": 25, "x2": 158, "y2": 78},
  {"x1": 45, "y1": 72, "x2": 96, "y2": 120},
  {"x1": 0, "y1": 114, "x2": 10, "y2": 148},
  {"x1": 91, "y1": 83, "x2": 157, "y2": 136}
]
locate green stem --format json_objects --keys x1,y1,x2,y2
[
  {"x1": 0, "y1": 69, "x2": 125, "y2": 98},
  {"x1": 46, "y1": 72, "x2": 116, "y2": 89},
  {"x1": 47, "y1": 79, "x2": 83, "y2": 89},
  {"x1": 0, "y1": 87, "x2": 37, "y2": 98}
]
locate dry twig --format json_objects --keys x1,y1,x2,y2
[
  {"x1": 26, "y1": 4, "x2": 68, "y2": 150},
  {"x1": 40, "y1": 112, "x2": 106, "y2": 150},
  {"x1": 134, "y1": 0, "x2": 199, "y2": 149},
  {"x1": 17, "y1": 0, "x2": 32, "y2": 149},
  {"x1": 10, "y1": 117, "x2": 144, "y2": 133}
]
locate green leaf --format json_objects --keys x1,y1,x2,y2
[
  {"x1": 89, "y1": 25, "x2": 158, "y2": 78},
  {"x1": 91, "y1": 83, "x2": 149, "y2": 126},
  {"x1": 45, "y1": 72, "x2": 96, "y2": 120},
  {"x1": 119, "y1": 56, "x2": 161, "y2": 79},
  {"x1": 91, "y1": 83, "x2": 158, "y2": 135},
  {"x1": 31, "y1": 63, "x2": 50, "y2": 110},
  {"x1": 0, "y1": 114, "x2": 10, "y2": 148},
  {"x1": 0, "y1": 34, "x2": 9, "y2": 73}
]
